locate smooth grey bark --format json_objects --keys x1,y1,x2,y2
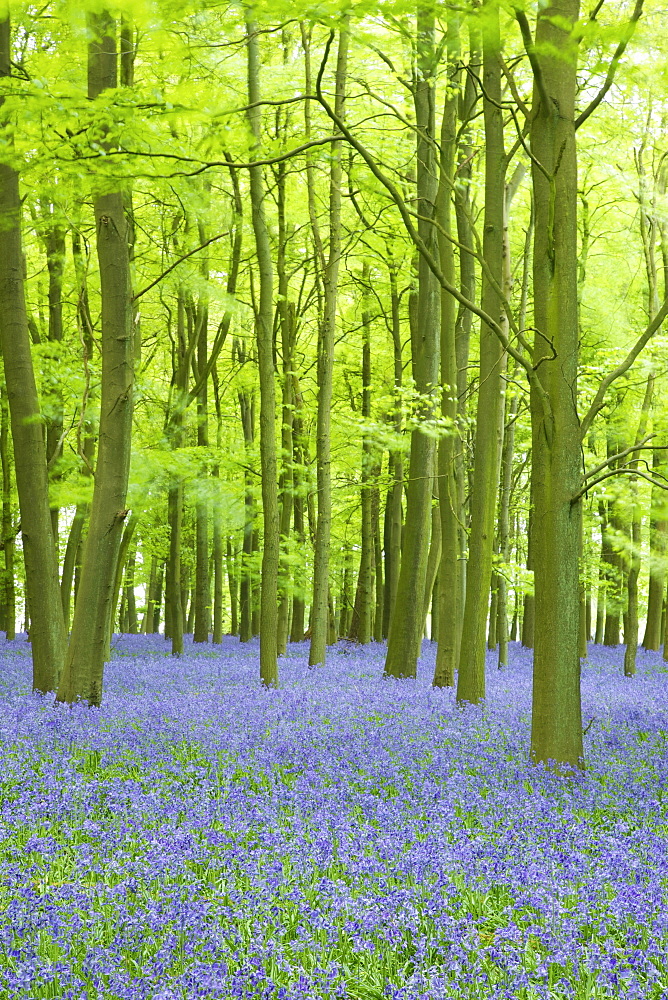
[{"x1": 0, "y1": 16, "x2": 65, "y2": 692}]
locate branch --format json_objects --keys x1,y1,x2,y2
[
  {"x1": 314, "y1": 33, "x2": 553, "y2": 433},
  {"x1": 582, "y1": 434, "x2": 657, "y2": 481},
  {"x1": 579, "y1": 293, "x2": 668, "y2": 439},
  {"x1": 132, "y1": 232, "x2": 229, "y2": 300},
  {"x1": 499, "y1": 55, "x2": 530, "y2": 119},
  {"x1": 571, "y1": 466, "x2": 668, "y2": 505},
  {"x1": 575, "y1": 0, "x2": 644, "y2": 130},
  {"x1": 57, "y1": 135, "x2": 339, "y2": 177},
  {"x1": 514, "y1": 8, "x2": 550, "y2": 114}
]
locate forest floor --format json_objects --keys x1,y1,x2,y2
[{"x1": 0, "y1": 635, "x2": 666, "y2": 999}]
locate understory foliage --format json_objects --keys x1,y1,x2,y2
[{"x1": 1, "y1": 637, "x2": 667, "y2": 999}]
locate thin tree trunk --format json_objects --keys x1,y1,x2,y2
[
  {"x1": 453, "y1": 35, "x2": 479, "y2": 647},
  {"x1": 643, "y1": 450, "x2": 667, "y2": 649},
  {"x1": 0, "y1": 16, "x2": 65, "y2": 692},
  {"x1": 433, "y1": 27, "x2": 461, "y2": 688},
  {"x1": 106, "y1": 513, "x2": 137, "y2": 656},
  {"x1": 276, "y1": 159, "x2": 296, "y2": 656},
  {"x1": 457, "y1": 3, "x2": 506, "y2": 705},
  {"x1": 522, "y1": 499, "x2": 535, "y2": 648},
  {"x1": 382, "y1": 265, "x2": 403, "y2": 639},
  {"x1": 384, "y1": 4, "x2": 440, "y2": 678},
  {"x1": 142, "y1": 553, "x2": 157, "y2": 633},
  {"x1": 0, "y1": 388, "x2": 14, "y2": 640},
  {"x1": 624, "y1": 373, "x2": 654, "y2": 677},
  {"x1": 372, "y1": 482, "x2": 384, "y2": 642},
  {"x1": 193, "y1": 221, "x2": 210, "y2": 644},
  {"x1": 226, "y1": 538, "x2": 239, "y2": 636},
  {"x1": 308, "y1": 22, "x2": 349, "y2": 666},
  {"x1": 246, "y1": 9, "x2": 279, "y2": 686},
  {"x1": 125, "y1": 545, "x2": 138, "y2": 633},
  {"x1": 350, "y1": 271, "x2": 374, "y2": 644},
  {"x1": 290, "y1": 385, "x2": 307, "y2": 642}
]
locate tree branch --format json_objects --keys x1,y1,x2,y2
[
  {"x1": 314, "y1": 31, "x2": 554, "y2": 432},
  {"x1": 571, "y1": 466, "x2": 668, "y2": 504},
  {"x1": 132, "y1": 232, "x2": 229, "y2": 301},
  {"x1": 514, "y1": 9, "x2": 549, "y2": 114},
  {"x1": 579, "y1": 293, "x2": 668, "y2": 440},
  {"x1": 575, "y1": 0, "x2": 644, "y2": 130}
]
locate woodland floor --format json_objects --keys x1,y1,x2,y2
[{"x1": 0, "y1": 634, "x2": 666, "y2": 999}]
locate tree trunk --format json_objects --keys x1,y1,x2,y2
[
  {"x1": 522, "y1": 498, "x2": 535, "y2": 648},
  {"x1": 382, "y1": 264, "x2": 404, "y2": 639},
  {"x1": 276, "y1": 165, "x2": 296, "y2": 656},
  {"x1": 528, "y1": 0, "x2": 584, "y2": 769},
  {"x1": 350, "y1": 274, "x2": 374, "y2": 645},
  {"x1": 106, "y1": 513, "x2": 137, "y2": 656},
  {"x1": 643, "y1": 449, "x2": 666, "y2": 649},
  {"x1": 308, "y1": 23, "x2": 349, "y2": 666},
  {"x1": 433, "y1": 31, "x2": 461, "y2": 688},
  {"x1": 246, "y1": 9, "x2": 279, "y2": 686},
  {"x1": 497, "y1": 175, "x2": 529, "y2": 669},
  {"x1": 457, "y1": 3, "x2": 505, "y2": 705},
  {"x1": 372, "y1": 482, "x2": 384, "y2": 642},
  {"x1": 0, "y1": 387, "x2": 15, "y2": 640},
  {"x1": 624, "y1": 373, "x2": 654, "y2": 677},
  {"x1": 594, "y1": 501, "x2": 609, "y2": 644},
  {"x1": 124, "y1": 545, "x2": 138, "y2": 633},
  {"x1": 57, "y1": 12, "x2": 134, "y2": 705},
  {"x1": 193, "y1": 225, "x2": 210, "y2": 645},
  {"x1": 0, "y1": 16, "x2": 65, "y2": 692},
  {"x1": 384, "y1": 3, "x2": 440, "y2": 678},
  {"x1": 453, "y1": 34, "x2": 479, "y2": 650},
  {"x1": 226, "y1": 538, "x2": 239, "y2": 636}
]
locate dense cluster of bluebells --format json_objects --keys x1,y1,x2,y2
[{"x1": 0, "y1": 634, "x2": 667, "y2": 999}]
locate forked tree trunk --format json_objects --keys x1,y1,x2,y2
[{"x1": 57, "y1": 12, "x2": 134, "y2": 705}]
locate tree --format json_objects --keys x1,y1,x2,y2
[
  {"x1": 0, "y1": 15, "x2": 65, "y2": 693},
  {"x1": 57, "y1": 10, "x2": 134, "y2": 705}
]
